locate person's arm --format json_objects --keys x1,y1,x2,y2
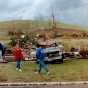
[
  {"x1": 20, "y1": 49, "x2": 24, "y2": 59},
  {"x1": 36, "y1": 48, "x2": 40, "y2": 59}
]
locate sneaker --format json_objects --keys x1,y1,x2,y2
[
  {"x1": 16, "y1": 68, "x2": 18, "y2": 70},
  {"x1": 47, "y1": 71, "x2": 50, "y2": 75},
  {"x1": 34, "y1": 71, "x2": 39, "y2": 74},
  {"x1": 19, "y1": 69, "x2": 22, "y2": 71}
]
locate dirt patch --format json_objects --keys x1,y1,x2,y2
[
  {"x1": 0, "y1": 75, "x2": 7, "y2": 82},
  {"x1": 32, "y1": 28, "x2": 86, "y2": 39}
]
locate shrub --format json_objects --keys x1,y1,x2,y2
[
  {"x1": 79, "y1": 50, "x2": 88, "y2": 57},
  {"x1": 9, "y1": 34, "x2": 38, "y2": 48},
  {"x1": 9, "y1": 37, "x2": 17, "y2": 46},
  {"x1": 8, "y1": 30, "x2": 14, "y2": 35}
]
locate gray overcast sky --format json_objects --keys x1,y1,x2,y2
[{"x1": 0, "y1": 0, "x2": 88, "y2": 27}]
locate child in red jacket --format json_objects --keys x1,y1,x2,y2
[{"x1": 14, "y1": 44, "x2": 23, "y2": 71}]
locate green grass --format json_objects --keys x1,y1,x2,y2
[
  {"x1": 1, "y1": 59, "x2": 88, "y2": 82},
  {"x1": 0, "y1": 20, "x2": 88, "y2": 82}
]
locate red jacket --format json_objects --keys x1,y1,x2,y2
[{"x1": 14, "y1": 49, "x2": 23, "y2": 60}]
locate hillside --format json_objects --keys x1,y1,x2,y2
[{"x1": 0, "y1": 20, "x2": 88, "y2": 45}]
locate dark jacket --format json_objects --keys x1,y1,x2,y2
[{"x1": 0, "y1": 43, "x2": 3, "y2": 51}]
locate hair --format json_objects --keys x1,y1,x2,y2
[{"x1": 36, "y1": 44, "x2": 40, "y2": 48}]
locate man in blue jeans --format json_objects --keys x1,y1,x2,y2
[{"x1": 35, "y1": 44, "x2": 50, "y2": 75}]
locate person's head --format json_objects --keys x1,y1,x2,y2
[
  {"x1": 36, "y1": 44, "x2": 44, "y2": 49},
  {"x1": 16, "y1": 44, "x2": 20, "y2": 49},
  {"x1": 36, "y1": 44, "x2": 40, "y2": 48}
]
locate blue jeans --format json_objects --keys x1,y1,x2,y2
[
  {"x1": 38, "y1": 59, "x2": 49, "y2": 73},
  {"x1": 16, "y1": 58, "x2": 21, "y2": 69}
]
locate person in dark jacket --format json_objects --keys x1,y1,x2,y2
[
  {"x1": 35, "y1": 44, "x2": 50, "y2": 75},
  {"x1": 1, "y1": 43, "x2": 6, "y2": 59},
  {"x1": 0, "y1": 43, "x2": 3, "y2": 59}
]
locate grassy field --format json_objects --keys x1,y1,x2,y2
[
  {"x1": 0, "y1": 20, "x2": 88, "y2": 30},
  {"x1": 0, "y1": 20, "x2": 88, "y2": 40},
  {"x1": 0, "y1": 20, "x2": 88, "y2": 46},
  {"x1": 0, "y1": 59, "x2": 88, "y2": 82},
  {"x1": 0, "y1": 20, "x2": 88, "y2": 82}
]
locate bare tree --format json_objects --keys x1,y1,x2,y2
[
  {"x1": 34, "y1": 15, "x2": 38, "y2": 27},
  {"x1": 48, "y1": 19, "x2": 51, "y2": 26},
  {"x1": 51, "y1": 5, "x2": 57, "y2": 29}
]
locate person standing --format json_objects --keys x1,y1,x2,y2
[
  {"x1": 35, "y1": 44, "x2": 50, "y2": 75},
  {"x1": 14, "y1": 44, "x2": 23, "y2": 71},
  {"x1": 1, "y1": 43, "x2": 6, "y2": 59},
  {"x1": 0, "y1": 43, "x2": 3, "y2": 59}
]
